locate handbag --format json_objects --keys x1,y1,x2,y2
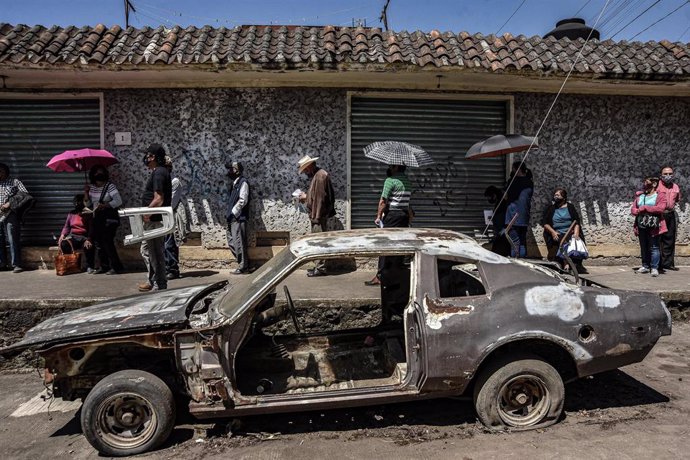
[
  {"x1": 636, "y1": 213, "x2": 660, "y2": 229},
  {"x1": 565, "y1": 237, "x2": 589, "y2": 260},
  {"x1": 55, "y1": 240, "x2": 82, "y2": 276},
  {"x1": 96, "y1": 182, "x2": 120, "y2": 227}
]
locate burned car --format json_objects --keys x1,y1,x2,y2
[{"x1": 1, "y1": 228, "x2": 671, "y2": 456}]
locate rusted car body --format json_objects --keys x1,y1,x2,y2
[{"x1": 1, "y1": 228, "x2": 671, "y2": 456}]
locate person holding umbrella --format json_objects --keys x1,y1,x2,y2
[{"x1": 85, "y1": 165, "x2": 124, "y2": 274}]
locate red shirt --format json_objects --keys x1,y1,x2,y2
[
  {"x1": 61, "y1": 212, "x2": 91, "y2": 238},
  {"x1": 657, "y1": 181, "x2": 681, "y2": 210}
]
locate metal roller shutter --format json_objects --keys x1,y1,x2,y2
[
  {"x1": 0, "y1": 98, "x2": 101, "y2": 245},
  {"x1": 350, "y1": 97, "x2": 508, "y2": 235}
]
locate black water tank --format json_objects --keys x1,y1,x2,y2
[{"x1": 544, "y1": 18, "x2": 600, "y2": 40}]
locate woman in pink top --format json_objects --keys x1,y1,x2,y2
[
  {"x1": 58, "y1": 194, "x2": 95, "y2": 272},
  {"x1": 631, "y1": 176, "x2": 668, "y2": 277}
]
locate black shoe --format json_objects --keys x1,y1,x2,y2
[
  {"x1": 232, "y1": 268, "x2": 248, "y2": 275},
  {"x1": 307, "y1": 269, "x2": 327, "y2": 277},
  {"x1": 666, "y1": 266, "x2": 680, "y2": 271},
  {"x1": 166, "y1": 272, "x2": 180, "y2": 280}
]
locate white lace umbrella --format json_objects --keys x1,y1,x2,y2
[{"x1": 363, "y1": 141, "x2": 434, "y2": 167}]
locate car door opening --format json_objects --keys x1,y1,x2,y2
[{"x1": 234, "y1": 255, "x2": 413, "y2": 395}]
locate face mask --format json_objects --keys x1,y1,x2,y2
[{"x1": 661, "y1": 174, "x2": 674, "y2": 183}]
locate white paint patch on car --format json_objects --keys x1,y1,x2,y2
[
  {"x1": 524, "y1": 283, "x2": 585, "y2": 321},
  {"x1": 596, "y1": 294, "x2": 621, "y2": 309},
  {"x1": 422, "y1": 298, "x2": 474, "y2": 330}
]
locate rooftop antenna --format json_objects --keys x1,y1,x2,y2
[
  {"x1": 124, "y1": 0, "x2": 136, "y2": 28},
  {"x1": 379, "y1": 0, "x2": 391, "y2": 31},
  {"x1": 352, "y1": 18, "x2": 367, "y2": 27}
]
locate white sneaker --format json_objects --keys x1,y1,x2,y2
[
  {"x1": 651, "y1": 269, "x2": 659, "y2": 277},
  {"x1": 636, "y1": 267, "x2": 650, "y2": 274}
]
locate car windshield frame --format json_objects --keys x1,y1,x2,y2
[{"x1": 217, "y1": 247, "x2": 297, "y2": 319}]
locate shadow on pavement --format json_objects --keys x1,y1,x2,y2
[
  {"x1": 182, "y1": 270, "x2": 220, "y2": 278},
  {"x1": 564, "y1": 369, "x2": 669, "y2": 411}
]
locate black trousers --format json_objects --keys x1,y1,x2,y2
[
  {"x1": 93, "y1": 221, "x2": 124, "y2": 271},
  {"x1": 660, "y1": 211, "x2": 677, "y2": 269}
]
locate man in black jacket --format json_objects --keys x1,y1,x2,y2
[
  {"x1": 0, "y1": 163, "x2": 30, "y2": 273},
  {"x1": 226, "y1": 161, "x2": 250, "y2": 274}
]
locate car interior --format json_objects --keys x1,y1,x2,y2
[
  {"x1": 436, "y1": 258, "x2": 486, "y2": 298},
  {"x1": 234, "y1": 255, "x2": 412, "y2": 396}
]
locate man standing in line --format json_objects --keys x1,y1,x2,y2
[
  {"x1": 138, "y1": 144, "x2": 172, "y2": 292},
  {"x1": 226, "y1": 161, "x2": 250, "y2": 274},
  {"x1": 164, "y1": 156, "x2": 182, "y2": 280},
  {"x1": 0, "y1": 162, "x2": 28, "y2": 273},
  {"x1": 376, "y1": 164, "x2": 412, "y2": 229},
  {"x1": 298, "y1": 155, "x2": 335, "y2": 277},
  {"x1": 658, "y1": 165, "x2": 681, "y2": 272}
]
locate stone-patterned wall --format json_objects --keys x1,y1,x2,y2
[
  {"x1": 514, "y1": 93, "x2": 690, "y2": 247},
  {"x1": 103, "y1": 88, "x2": 347, "y2": 248},
  {"x1": 103, "y1": 88, "x2": 689, "y2": 252}
]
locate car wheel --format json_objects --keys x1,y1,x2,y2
[
  {"x1": 80, "y1": 369, "x2": 176, "y2": 456},
  {"x1": 473, "y1": 355, "x2": 564, "y2": 431}
]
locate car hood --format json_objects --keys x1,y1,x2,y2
[{"x1": 1, "y1": 282, "x2": 226, "y2": 357}]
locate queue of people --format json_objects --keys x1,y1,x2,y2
[{"x1": 0, "y1": 151, "x2": 684, "y2": 284}]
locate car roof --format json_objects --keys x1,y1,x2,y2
[{"x1": 289, "y1": 228, "x2": 510, "y2": 264}]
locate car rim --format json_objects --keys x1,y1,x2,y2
[
  {"x1": 496, "y1": 374, "x2": 550, "y2": 427},
  {"x1": 95, "y1": 393, "x2": 158, "y2": 449}
]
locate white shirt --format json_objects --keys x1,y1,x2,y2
[
  {"x1": 232, "y1": 177, "x2": 249, "y2": 218},
  {"x1": 171, "y1": 177, "x2": 181, "y2": 210}
]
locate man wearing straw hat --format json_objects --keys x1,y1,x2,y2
[{"x1": 298, "y1": 155, "x2": 335, "y2": 277}]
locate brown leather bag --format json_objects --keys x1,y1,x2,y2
[{"x1": 55, "y1": 240, "x2": 82, "y2": 276}]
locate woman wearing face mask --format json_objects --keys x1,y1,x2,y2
[
  {"x1": 540, "y1": 188, "x2": 587, "y2": 273},
  {"x1": 657, "y1": 166, "x2": 681, "y2": 271},
  {"x1": 631, "y1": 176, "x2": 668, "y2": 277},
  {"x1": 85, "y1": 165, "x2": 124, "y2": 274},
  {"x1": 58, "y1": 194, "x2": 96, "y2": 273}
]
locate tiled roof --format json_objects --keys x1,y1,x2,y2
[{"x1": 1, "y1": 23, "x2": 689, "y2": 78}]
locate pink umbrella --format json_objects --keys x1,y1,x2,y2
[{"x1": 46, "y1": 148, "x2": 118, "y2": 173}]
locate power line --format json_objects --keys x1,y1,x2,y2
[
  {"x1": 601, "y1": 0, "x2": 651, "y2": 36},
  {"x1": 678, "y1": 23, "x2": 690, "y2": 41},
  {"x1": 597, "y1": 0, "x2": 634, "y2": 29},
  {"x1": 629, "y1": 1, "x2": 690, "y2": 40},
  {"x1": 495, "y1": 0, "x2": 528, "y2": 35},
  {"x1": 574, "y1": 0, "x2": 594, "y2": 17},
  {"x1": 610, "y1": 0, "x2": 663, "y2": 39}
]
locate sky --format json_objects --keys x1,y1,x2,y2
[{"x1": 2, "y1": 0, "x2": 689, "y2": 43}]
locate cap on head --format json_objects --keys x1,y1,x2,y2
[{"x1": 297, "y1": 155, "x2": 319, "y2": 173}]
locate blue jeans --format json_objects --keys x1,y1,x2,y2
[
  {"x1": 638, "y1": 229, "x2": 660, "y2": 270},
  {"x1": 164, "y1": 233, "x2": 179, "y2": 276},
  {"x1": 508, "y1": 226, "x2": 528, "y2": 258},
  {"x1": 0, "y1": 212, "x2": 21, "y2": 268}
]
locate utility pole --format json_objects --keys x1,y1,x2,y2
[
  {"x1": 124, "y1": 0, "x2": 136, "y2": 28},
  {"x1": 379, "y1": 0, "x2": 391, "y2": 31}
]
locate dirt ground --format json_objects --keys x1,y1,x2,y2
[{"x1": 0, "y1": 321, "x2": 687, "y2": 459}]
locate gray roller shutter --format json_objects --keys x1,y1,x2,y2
[
  {"x1": 350, "y1": 97, "x2": 508, "y2": 235},
  {"x1": 0, "y1": 98, "x2": 101, "y2": 245}
]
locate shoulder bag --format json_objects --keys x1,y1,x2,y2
[
  {"x1": 55, "y1": 240, "x2": 82, "y2": 276},
  {"x1": 636, "y1": 194, "x2": 660, "y2": 229}
]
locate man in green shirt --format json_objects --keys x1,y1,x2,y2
[{"x1": 375, "y1": 164, "x2": 412, "y2": 228}]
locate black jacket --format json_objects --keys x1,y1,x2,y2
[{"x1": 6, "y1": 190, "x2": 35, "y2": 223}]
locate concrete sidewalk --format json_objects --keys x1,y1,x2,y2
[
  {"x1": 0, "y1": 267, "x2": 380, "y2": 304},
  {"x1": 1, "y1": 263, "x2": 688, "y2": 305}
]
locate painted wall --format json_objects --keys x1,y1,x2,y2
[
  {"x1": 104, "y1": 88, "x2": 347, "y2": 249},
  {"x1": 514, "y1": 93, "x2": 690, "y2": 248},
  {"x1": 104, "y1": 88, "x2": 690, "y2": 253}
]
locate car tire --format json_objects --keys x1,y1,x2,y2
[
  {"x1": 80, "y1": 369, "x2": 176, "y2": 456},
  {"x1": 473, "y1": 355, "x2": 564, "y2": 431}
]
